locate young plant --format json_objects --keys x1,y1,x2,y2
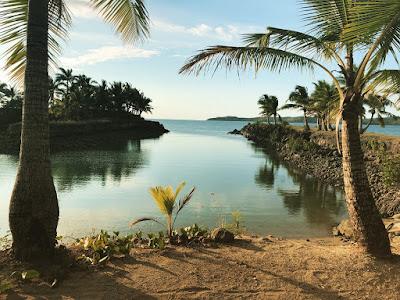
[{"x1": 130, "y1": 182, "x2": 195, "y2": 237}]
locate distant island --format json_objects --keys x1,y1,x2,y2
[{"x1": 208, "y1": 116, "x2": 400, "y2": 125}]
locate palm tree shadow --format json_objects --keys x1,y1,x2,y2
[{"x1": 6, "y1": 268, "x2": 158, "y2": 299}]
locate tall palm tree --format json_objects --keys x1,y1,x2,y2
[
  {"x1": 258, "y1": 94, "x2": 280, "y2": 125},
  {"x1": 0, "y1": 0, "x2": 149, "y2": 260},
  {"x1": 281, "y1": 85, "x2": 311, "y2": 130},
  {"x1": 180, "y1": 0, "x2": 400, "y2": 257}
]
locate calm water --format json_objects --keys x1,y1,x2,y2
[{"x1": 1, "y1": 119, "x2": 374, "y2": 239}]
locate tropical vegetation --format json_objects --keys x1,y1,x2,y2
[
  {"x1": 0, "y1": 0, "x2": 150, "y2": 260},
  {"x1": 258, "y1": 94, "x2": 280, "y2": 125},
  {"x1": 130, "y1": 182, "x2": 196, "y2": 238},
  {"x1": 0, "y1": 70, "x2": 153, "y2": 126},
  {"x1": 281, "y1": 85, "x2": 311, "y2": 130},
  {"x1": 180, "y1": 0, "x2": 400, "y2": 257}
]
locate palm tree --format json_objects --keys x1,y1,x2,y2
[
  {"x1": 310, "y1": 81, "x2": 339, "y2": 131},
  {"x1": 135, "y1": 93, "x2": 153, "y2": 117},
  {"x1": 281, "y1": 85, "x2": 311, "y2": 130},
  {"x1": 130, "y1": 182, "x2": 196, "y2": 238},
  {"x1": 361, "y1": 94, "x2": 397, "y2": 134},
  {"x1": 180, "y1": 0, "x2": 400, "y2": 257},
  {"x1": 55, "y1": 68, "x2": 75, "y2": 100},
  {"x1": 258, "y1": 94, "x2": 280, "y2": 125},
  {"x1": 0, "y1": 0, "x2": 149, "y2": 260}
]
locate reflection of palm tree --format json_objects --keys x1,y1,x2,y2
[
  {"x1": 255, "y1": 160, "x2": 279, "y2": 189},
  {"x1": 52, "y1": 139, "x2": 147, "y2": 191},
  {"x1": 278, "y1": 168, "x2": 345, "y2": 226}
]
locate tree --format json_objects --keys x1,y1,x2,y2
[
  {"x1": 55, "y1": 68, "x2": 75, "y2": 100},
  {"x1": 258, "y1": 94, "x2": 280, "y2": 125},
  {"x1": 281, "y1": 85, "x2": 311, "y2": 130},
  {"x1": 361, "y1": 94, "x2": 397, "y2": 134},
  {"x1": 0, "y1": 0, "x2": 149, "y2": 260},
  {"x1": 180, "y1": 0, "x2": 400, "y2": 257},
  {"x1": 310, "y1": 81, "x2": 339, "y2": 131}
]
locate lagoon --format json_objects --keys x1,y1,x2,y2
[{"x1": 0, "y1": 120, "x2": 359, "y2": 238}]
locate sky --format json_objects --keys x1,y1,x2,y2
[{"x1": 0, "y1": 0, "x2": 398, "y2": 120}]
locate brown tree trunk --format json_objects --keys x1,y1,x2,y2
[
  {"x1": 9, "y1": 0, "x2": 59, "y2": 260},
  {"x1": 341, "y1": 101, "x2": 391, "y2": 257},
  {"x1": 303, "y1": 110, "x2": 309, "y2": 130}
]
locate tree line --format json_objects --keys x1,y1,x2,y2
[
  {"x1": 258, "y1": 80, "x2": 398, "y2": 134},
  {"x1": 0, "y1": 67, "x2": 153, "y2": 126}
]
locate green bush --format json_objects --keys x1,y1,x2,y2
[{"x1": 382, "y1": 155, "x2": 400, "y2": 187}]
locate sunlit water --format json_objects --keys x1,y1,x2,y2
[{"x1": 3, "y1": 120, "x2": 396, "y2": 238}]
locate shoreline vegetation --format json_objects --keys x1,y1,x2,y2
[
  {"x1": 0, "y1": 118, "x2": 168, "y2": 154},
  {"x1": 208, "y1": 116, "x2": 400, "y2": 126}
]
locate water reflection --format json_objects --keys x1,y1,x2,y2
[
  {"x1": 52, "y1": 139, "x2": 148, "y2": 191},
  {"x1": 253, "y1": 144, "x2": 345, "y2": 226}
]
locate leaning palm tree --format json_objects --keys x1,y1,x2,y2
[
  {"x1": 180, "y1": 0, "x2": 400, "y2": 257},
  {"x1": 361, "y1": 94, "x2": 397, "y2": 134},
  {"x1": 258, "y1": 94, "x2": 280, "y2": 125},
  {"x1": 0, "y1": 0, "x2": 149, "y2": 260},
  {"x1": 281, "y1": 85, "x2": 311, "y2": 130}
]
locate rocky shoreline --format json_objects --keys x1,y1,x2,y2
[
  {"x1": 239, "y1": 123, "x2": 400, "y2": 217},
  {"x1": 0, "y1": 119, "x2": 169, "y2": 154}
]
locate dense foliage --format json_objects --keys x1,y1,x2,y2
[{"x1": 0, "y1": 68, "x2": 153, "y2": 126}]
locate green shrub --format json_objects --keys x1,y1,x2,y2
[
  {"x1": 382, "y1": 155, "x2": 400, "y2": 187},
  {"x1": 76, "y1": 230, "x2": 134, "y2": 265}
]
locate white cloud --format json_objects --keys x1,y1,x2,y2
[
  {"x1": 60, "y1": 46, "x2": 159, "y2": 68},
  {"x1": 152, "y1": 20, "x2": 261, "y2": 42},
  {"x1": 68, "y1": 0, "x2": 98, "y2": 20}
]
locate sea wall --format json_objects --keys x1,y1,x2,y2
[
  {"x1": 240, "y1": 123, "x2": 400, "y2": 217},
  {"x1": 0, "y1": 119, "x2": 168, "y2": 153}
]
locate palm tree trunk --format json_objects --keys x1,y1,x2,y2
[
  {"x1": 303, "y1": 110, "x2": 309, "y2": 130},
  {"x1": 361, "y1": 112, "x2": 375, "y2": 134},
  {"x1": 273, "y1": 114, "x2": 277, "y2": 125},
  {"x1": 341, "y1": 102, "x2": 391, "y2": 257},
  {"x1": 9, "y1": 0, "x2": 59, "y2": 260}
]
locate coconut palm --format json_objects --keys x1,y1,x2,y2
[
  {"x1": 55, "y1": 68, "x2": 75, "y2": 99},
  {"x1": 361, "y1": 94, "x2": 397, "y2": 134},
  {"x1": 130, "y1": 182, "x2": 196, "y2": 237},
  {"x1": 0, "y1": 0, "x2": 149, "y2": 259},
  {"x1": 281, "y1": 85, "x2": 311, "y2": 130},
  {"x1": 258, "y1": 94, "x2": 280, "y2": 125},
  {"x1": 310, "y1": 81, "x2": 339, "y2": 131},
  {"x1": 180, "y1": 0, "x2": 400, "y2": 257}
]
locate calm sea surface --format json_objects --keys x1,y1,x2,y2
[{"x1": 1, "y1": 120, "x2": 396, "y2": 238}]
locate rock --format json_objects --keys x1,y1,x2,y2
[
  {"x1": 211, "y1": 228, "x2": 235, "y2": 243},
  {"x1": 228, "y1": 129, "x2": 241, "y2": 135},
  {"x1": 335, "y1": 219, "x2": 353, "y2": 239}
]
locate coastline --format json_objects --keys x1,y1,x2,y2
[
  {"x1": 0, "y1": 119, "x2": 169, "y2": 154},
  {"x1": 240, "y1": 123, "x2": 400, "y2": 217}
]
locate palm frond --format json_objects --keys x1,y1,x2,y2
[
  {"x1": 129, "y1": 217, "x2": 163, "y2": 227},
  {"x1": 243, "y1": 27, "x2": 341, "y2": 63},
  {"x1": 176, "y1": 187, "x2": 195, "y2": 215},
  {"x1": 0, "y1": 0, "x2": 71, "y2": 84},
  {"x1": 179, "y1": 46, "x2": 316, "y2": 76},
  {"x1": 301, "y1": 0, "x2": 352, "y2": 39},
  {"x1": 89, "y1": 0, "x2": 149, "y2": 43},
  {"x1": 366, "y1": 69, "x2": 400, "y2": 94}
]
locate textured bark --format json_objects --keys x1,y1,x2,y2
[
  {"x1": 9, "y1": 0, "x2": 59, "y2": 260},
  {"x1": 303, "y1": 110, "x2": 309, "y2": 130},
  {"x1": 341, "y1": 100, "x2": 391, "y2": 257}
]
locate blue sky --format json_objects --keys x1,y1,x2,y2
[{"x1": 0, "y1": 0, "x2": 398, "y2": 119}]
